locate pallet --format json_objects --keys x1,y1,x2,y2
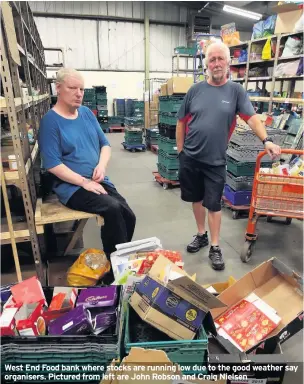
[
  {"x1": 110, "y1": 126, "x2": 124, "y2": 133},
  {"x1": 122, "y1": 142, "x2": 146, "y2": 153},
  {"x1": 221, "y1": 196, "x2": 250, "y2": 220},
  {"x1": 152, "y1": 171, "x2": 180, "y2": 190},
  {"x1": 150, "y1": 144, "x2": 159, "y2": 154}
]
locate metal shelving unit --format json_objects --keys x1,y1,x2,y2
[
  {"x1": 1, "y1": 1, "x2": 49, "y2": 283},
  {"x1": 229, "y1": 32, "x2": 304, "y2": 113}
]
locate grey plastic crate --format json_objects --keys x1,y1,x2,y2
[
  {"x1": 227, "y1": 143, "x2": 271, "y2": 162},
  {"x1": 226, "y1": 172, "x2": 254, "y2": 191},
  {"x1": 230, "y1": 128, "x2": 287, "y2": 147}
]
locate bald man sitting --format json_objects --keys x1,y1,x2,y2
[{"x1": 39, "y1": 68, "x2": 136, "y2": 271}]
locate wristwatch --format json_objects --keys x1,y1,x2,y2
[{"x1": 262, "y1": 137, "x2": 273, "y2": 145}]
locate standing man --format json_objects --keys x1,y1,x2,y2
[
  {"x1": 39, "y1": 68, "x2": 136, "y2": 263},
  {"x1": 176, "y1": 42, "x2": 281, "y2": 271}
]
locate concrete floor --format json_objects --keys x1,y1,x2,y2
[
  {"x1": 1, "y1": 132, "x2": 303, "y2": 378},
  {"x1": 83, "y1": 132, "x2": 303, "y2": 376}
]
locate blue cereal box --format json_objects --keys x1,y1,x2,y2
[{"x1": 129, "y1": 255, "x2": 225, "y2": 340}]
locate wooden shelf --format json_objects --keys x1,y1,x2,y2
[
  {"x1": 275, "y1": 75, "x2": 304, "y2": 81},
  {"x1": 0, "y1": 93, "x2": 49, "y2": 114},
  {"x1": 230, "y1": 62, "x2": 247, "y2": 66},
  {"x1": 278, "y1": 54, "x2": 304, "y2": 61},
  {"x1": 1, "y1": 220, "x2": 44, "y2": 244},
  {"x1": 247, "y1": 76, "x2": 272, "y2": 82},
  {"x1": 251, "y1": 35, "x2": 277, "y2": 43},
  {"x1": 3, "y1": 141, "x2": 39, "y2": 185},
  {"x1": 249, "y1": 96, "x2": 304, "y2": 105},
  {"x1": 232, "y1": 78, "x2": 245, "y2": 82},
  {"x1": 249, "y1": 59, "x2": 274, "y2": 64}
]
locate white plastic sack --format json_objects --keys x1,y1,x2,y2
[
  {"x1": 274, "y1": 59, "x2": 300, "y2": 77},
  {"x1": 282, "y1": 36, "x2": 303, "y2": 57}
]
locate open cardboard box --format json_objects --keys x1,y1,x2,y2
[
  {"x1": 130, "y1": 255, "x2": 226, "y2": 340},
  {"x1": 202, "y1": 276, "x2": 236, "y2": 296},
  {"x1": 100, "y1": 348, "x2": 226, "y2": 384},
  {"x1": 211, "y1": 258, "x2": 303, "y2": 354},
  {"x1": 273, "y1": 2, "x2": 303, "y2": 34}
]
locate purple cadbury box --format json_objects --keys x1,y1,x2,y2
[
  {"x1": 48, "y1": 305, "x2": 91, "y2": 335},
  {"x1": 76, "y1": 286, "x2": 118, "y2": 308}
]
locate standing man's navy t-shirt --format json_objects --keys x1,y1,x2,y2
[
  {"x1": 177, "y1": 80, "x2": 255, "y2": 166},
  {"x1": 39, "y1": 106, "x2": 114, "y2": 204}
]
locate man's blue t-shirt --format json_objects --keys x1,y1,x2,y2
[{"x1": 38, "y1": 106, "x2": 114, "y2": 204}]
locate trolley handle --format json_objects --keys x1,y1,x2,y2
[{"x1": 255, "y1": 149, "x2": 304, "y2": 175}]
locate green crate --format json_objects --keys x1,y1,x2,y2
[
  {"x1": 125, "y1": 130, "x2": 142, "y2": 137},
  {"x1": 158, "y1": 136, "x2": 177, "y2": 155},
  {"x1": 84, "y1": 88, "x2": 96, "y2": 95},
  {"x1": 157, "y1": 163, "x2": 179, "y2": 180},
  {"x1": 159, "y1": 97, "x2": 184, "y2": 113},
  {"x1": 98, "y1": 110, "x2": 108, "y2": 117},
  {"x1": 174, "y1": 46, "x2": 196, "y2": 55},
  {"x1": 124, "y1": 305, "x2": 207, "y2": 370},
  {"x1": 159, "y1": 113, "x2": 178, "y2": 126},
  {"x1": 125, "y1": 137, "x2": 143, "y2": 145},
  {"x1": 158, "y1": 149, "x2": 179, "y2": 170},
  {"x1": 227, "y1": 156, "x2": 272, "y2": 177},
  {"x1": 134, "y1": 101, "x2": 144, "y2": 108}
]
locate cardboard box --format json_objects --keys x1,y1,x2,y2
[
  {"x1": 202, "y1": 276, "x2": 236, "y2": 296},
  {"x1": 274, "y1": 3, "x2": 303, "y2": 34},
  {"x1": 150, "y1": 112, "x2": 159, "y2": 126},
  {"x1": 11, "y1": 276, "x2": 47, "y2": 306},
  {"x1": 76, "y1": 286, "x2": 118, "y2": 308},
  {"x1": 48, "y1": 305, "x2": 91, "y2": 335},
  {"x1": 44, "y1": 287, "x2": 78, "y2": 324},
  {"x1": 0, "y1": 308, "x2": 18, "y2": 336},
  {"x1": 161, "y1": 83, "x2": 168, "y2": 96},
  {"x1": 166, "y1": 77, "x2": 193, "y2": 96},
  {"x1": 211, "y1": 258, "x2": 303, "y2": 354},
  {"x1": 15, "y1": 300, "x2": 46, "y2": 336},
  {"x1": 152, "y1": 94, "x2": 159, "y2": 104},
  {"x1": 100, "y1": 348, "x2": 226, "y2": 384},
  {"x1": 129, "y1": 255, "x2": 225, "y2": 340}
]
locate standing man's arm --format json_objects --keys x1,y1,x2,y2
[
  {"x1": 236, "y1": 86, "x2": 281, "y2": 159},
  {"x1": 176, "y1": 87, "x2": 192, "y2": 154}
]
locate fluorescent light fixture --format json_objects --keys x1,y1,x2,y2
[{"x1": 223, "y1": 5, "x2": 262, "y2": 20}]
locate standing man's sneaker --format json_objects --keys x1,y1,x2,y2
[
  {"x1": 187, "y1": 232, "x2": 209, "y2": 253},
  {"x1": 209, "y1": 246, "x2": 225, "y2": 270}
]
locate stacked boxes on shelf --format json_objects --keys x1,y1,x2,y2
[
  {"x1": 95, "y1": 86, "x2": 109, "y2": 132},
  {"x1": 157, "y1": 77, "x2": 193, "y2": 181},
  {"x1": 133, "y1": 101, "x2": 144, "y2": 119},
  {"x1": 113, "y1": 99, "x2": 125, "y2": 117},
  {"x1": 125, "y1": 99, "x2": 135, "y2": 117},
  {"x1": 145, "y1": 128, "x2": 159, "y2": 148},
  {"x1": 124, "y1": 117, "x2": 144, "y2": 146},
  {"x1": 83, "y1": 88, "x2": 96, "y2": 111},
  {"x1": 225, "y1": 116, "x2": 288, "y2": 206}
]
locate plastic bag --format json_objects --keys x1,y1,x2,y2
[
  {"x1": 252, "y1": 20, "x2": 264, "y2": 39},
  {"x1": 262, "y1": 38, "x2": 272, "y2": 60},
  {"x1": 282, "y1": 36, "x2": 303, "y2": 57},
  {"x1": 262, "y1": 15, "x2": 277, "y2": 37},
  {"x1": 294, "y1": 14, "x2": 304, "y2": 32},
  {"x1": 296, "y1": 58, "x2": 303, "y2": 76},
  {"x1": 67, "y1": 248, "x2": 111, "y2": 286},
  {"x1": 239, "y1": 49, "x2": 247, "y2": 63},
  {"x1": 274, "y1": 60, "x2": 301, "y2": 77}
]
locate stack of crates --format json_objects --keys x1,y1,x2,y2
[
  {"x1": 83, "y1": 88, "x2": 96, "y2": 111},
  {"x1": 95, "y1": 86, "x2": 109, "y2": 132},
  {"x1": 133, "y1": 101, "x2": 144, "y2": 119},
  {"x1": 157, "y1": 96, "x2": 184, "y2": 181},
  {"x1": 145, "y1": 128, "x2": 159, "y2": 148},
  {"x1": 125, "y1": 99, "x2": 135, "y2": 117},
  {"x1": 124, "y1": 117, "x2": 144, "y2": 146},
  {"x1": 109, "y1": 116, "x2": 124, "y2": 127},
  {"x1": 225, "y1": 122, "x2": 287, "y2": 206},
  {"x1": 113, "y1": 99, "x2": 125, "y2": 117}
]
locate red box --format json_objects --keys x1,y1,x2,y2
[
  {"x1": 11, "y1": 276, "x2": 46, "y2": 306},
  {"x1": 0, "y1": 308, "x2": 19, "y2": 336},
  {"x1": 44, "y1": 287, "x2": 78, "y2": 324},
  {"x1": 15, "y1": 300, "x2": 46, "y2": 336}
]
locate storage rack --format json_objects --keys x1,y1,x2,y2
[
  {"x1": 228, "y1": 32, "x2": 304, "y2": 113},
  {"x1": 1, "y1": 1, "x2": 49, "y2": 283},
  {"x1": 144, "y1": 78, "x2": 167, "y2": 129}
]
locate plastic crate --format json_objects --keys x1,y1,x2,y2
[
  {"x1": 158, "y1": 149, "x2": 179, "y2": 170},
  {"x1": 98, "y1": 110, "x2": 108, "y2": 117},
  {"x1": 159, "y1": 97, "x2": 184, "y2": 113},
  {"x1": 226, "y1": 172, "x2": 254, "y2": 191},
  {"x1": 146, "y1": 128, "x2": 159, "y2": 139},
  {"x1": 157, "y1": 163, "x2": 179, "y2": 181},
  {"x1": 227, "y1": 143, "x2": 272, "y2": 162},
  {"x1": 124, "y1": 305, "x2": 208, "y2": 369},
  {"x1": 224, "y1": 184, "x2": 252, "y2": 206},
  {"x1": 159, "y1": 113, "x2": 178, "y2": 126},
  {"x1": 230, "y1": 129, "x2": 287, "y2": 147},
  {"x1": 158, "y1": 136, "x2": 177, "y2": 155},
  {"x1": 227, "y1": 156, "x2": 257, "y2": 177},
  {"x1": 125, "y1": 137, "x2": 143, "y2": 145},
  {"x1": 174, "y1": 46, "x2": 196, "y2": 55}
]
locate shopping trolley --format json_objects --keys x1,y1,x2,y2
[{"x1": 241, "y1": 149, "x2": 304, "y2": 263}]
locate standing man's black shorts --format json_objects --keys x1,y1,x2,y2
[{"x1": 178, "y1": 151, "x2": 226, "y2": 212}]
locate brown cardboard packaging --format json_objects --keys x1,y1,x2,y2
[
  {"x1": 274, "y1": 3, "x2": 303, "y2": 34},
  {"x1": 160, "y1": 83, "x2": 168, "y2": 96},
  {"x1": 152, "y1": 94, "x2": 159, "y2": 104},
  {"x1": 167, "y1": 77, "x2": 193, "y2": 95},
  {"x1": 202, "y1": 276, "x2": 236, "y2": 296},
  {"x1": 129, "y1": 255, "x2": 225, "y2": 340},
  {"x1": 211, "y1": 257, "x2": 303, "y2": 354},
  {"x1": 100, "y1": 348, "x2": 226, "y2": 384}
]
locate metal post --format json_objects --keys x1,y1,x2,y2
[{"x1": 144, "y1": 2, "x2": 150, "y2": 92}]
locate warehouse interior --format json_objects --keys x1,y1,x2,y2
[{"x1": 1, "y1": 1, "x2": 303, "y2": 383}]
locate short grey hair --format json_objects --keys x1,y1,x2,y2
[
  {"x1": 56, "y1": 68, "x2": 83, "y2": 84},
  {"x1": 205, "y1": 42, "x2": 231, "y2": 66}
]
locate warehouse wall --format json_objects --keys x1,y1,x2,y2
[{"x1": 29, "y1": 1, "x2": 187, "y2": 72}]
